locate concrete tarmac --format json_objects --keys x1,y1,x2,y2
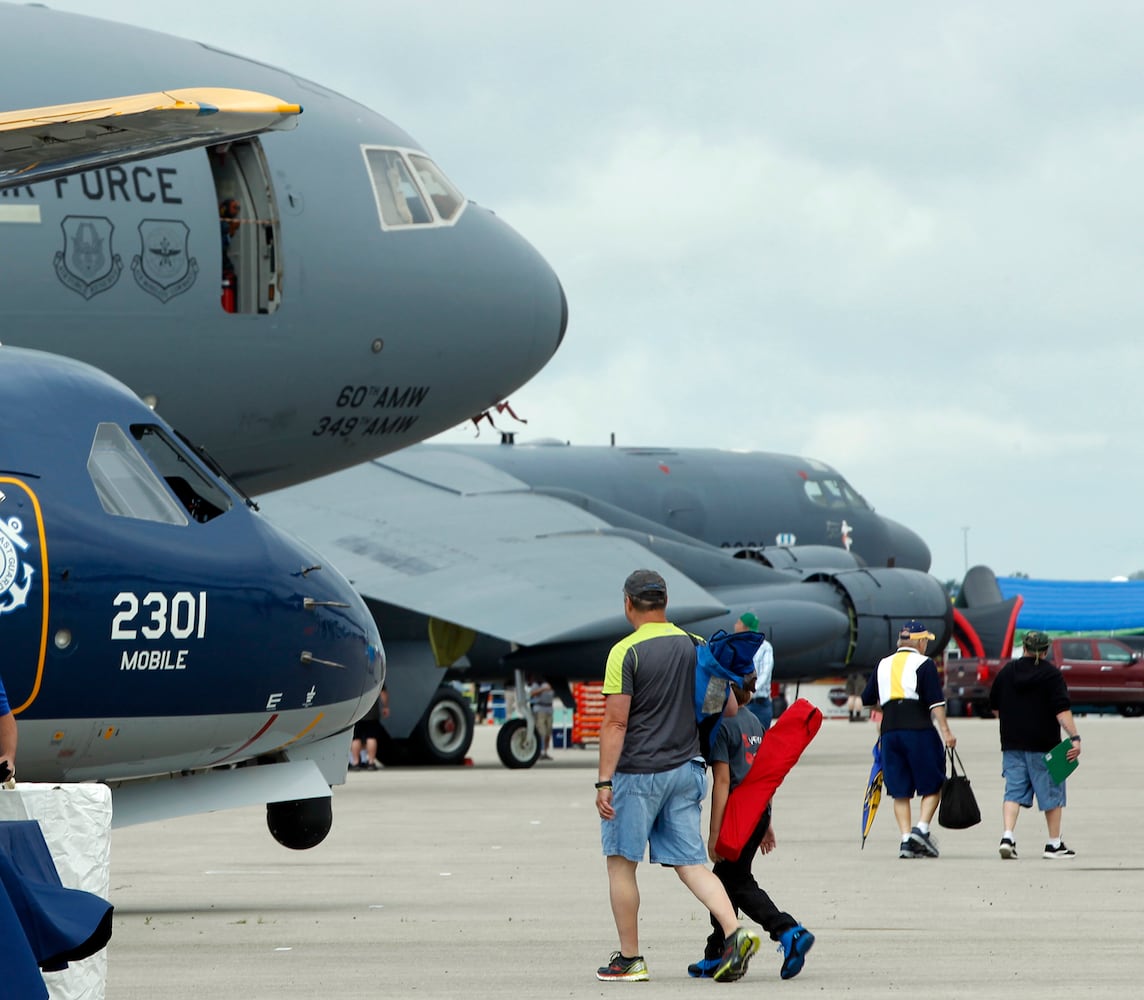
[{"x1": 105, "y1": 713, "x2": 1144, "y2": 999}]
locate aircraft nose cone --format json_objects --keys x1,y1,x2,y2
[
  {"x1": 456, "y1": 206, "x2": 568, "y2": 395},
  {"x1": 881, "y1": 517, "x2": 932, "y2": 573},
  {"x1": 262, "y1": 518, "x2": 385, "y2": 712}
]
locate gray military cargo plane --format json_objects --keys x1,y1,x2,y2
[
  {"x1": 259, "y1": 441, "x2": 952, "y2": 769},
  {"x1": 0, "y1": 4, "x2": 566, "y2": 838},
  {"x1": 0, "y1": 3, "x2": 567, "y2": 496}
]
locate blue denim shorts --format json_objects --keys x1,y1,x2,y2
[
  {"x1": 1002, "y1": 750, "x2": 1066, "y2": 811},
  {"x1": 881, "y1": 728, "x2": 945, "y2": 798},
  {"x1": 600, "y1": 759, "x2": 707, "y2": 866}
]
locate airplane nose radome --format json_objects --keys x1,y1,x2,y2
[
  {"x1": 882, "y1": 517, "x2": 932, "y2": 573},
  {"x1": 461, "y1": 206, "x2": 568, "y2": 384},
  {"x1": 554, "y1": 277, "x2": 569, "y2": 352}
]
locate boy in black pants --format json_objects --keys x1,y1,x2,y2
[{"x1": 689, "y1": 673, "x2": 815, "y2": 981}]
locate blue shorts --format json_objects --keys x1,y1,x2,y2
[
  {"x1": 881, "y1": 728, "x2": 945, "y2": 799},
  {"x1": 601, "y1": 759, "x2": 707, "y2": 866},
  {"x1": 1002, "y1": 750, "x2": 1066, "y2": 811}
]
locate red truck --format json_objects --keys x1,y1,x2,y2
[{"x1": 944, "y1": 636, "x2": 1144, "y2": 718}]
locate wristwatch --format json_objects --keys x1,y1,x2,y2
[{"x1": 1070, "y1": 734, "x2": 1081, "y2": 742}]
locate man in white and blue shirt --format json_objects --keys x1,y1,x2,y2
[{"x1": 862, "y1": 620, "x2": 957, "y2": 859}]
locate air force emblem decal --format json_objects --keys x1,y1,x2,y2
[
  {"x1": 132, "y1": 219, "x2": 198, "y2": 302},
  {"x1": 54, "y1": 215, "x2": 123, "y2": 299}
]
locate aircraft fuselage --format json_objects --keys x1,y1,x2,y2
[
  {"x1": 426, "y1": 442, "x2": 932, "y2": 571},
  {"x1": 2, "y1": 347, "x2": 383, "y2": 785},
  {"x1": 0, "y1": 3, "x2": 567, "y2": 495}
]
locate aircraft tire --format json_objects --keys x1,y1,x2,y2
[
  {"x1": 412, "y1": 686, "x2": 474, "y2": 766},
  {"x1": 266, "y1": 796, "x2": 333, "y2": 850},
  {"x1": 376, "y1": 728, "x2": 415, "y2": 766},
  {"x1": 496, "y1": 717, "x2": 540, "y2": 769},
  {"x1": 1118, "y1": 704, "x2": 1144, "y2": 718}
]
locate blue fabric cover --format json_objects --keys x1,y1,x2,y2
[{"x1": 0, "y1": 820, "x2": 113, "y2": 991}]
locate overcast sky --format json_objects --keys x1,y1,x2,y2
[{"x1": 42, "y1": 1, "x2": 1144, "y2": 583}]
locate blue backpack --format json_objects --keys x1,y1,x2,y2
[{"x1": 691, "y1": 628, "x2": 766, "y2": 761}]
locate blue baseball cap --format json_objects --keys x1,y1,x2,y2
[{"x1": 899, "y1": 620, "x2": 935, "y2": 641}]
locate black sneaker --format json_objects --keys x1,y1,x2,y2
[
  {"x1": 899, "y1": 839, "x2": 924, "y2": 859},
  {"x1": 713, "y1": 927, "x2": 761, "y2": 982},
  {"x1": 999, "y1": 836, "x2": 1017, "y2": 860},
  {"x1": 777, "y1": 925, "x2": 815, "y2": 980},
  {"x1": 596, "y1": 952, "x2": 649, "y2": 982},
  {"x1": 909, "y1": 826, "x2": 940, "y2": 857},
  {"x1": 1043, "y1": 842, "x2": 1076, "y2": 859},
  {"x1": 686, "y1": 957, "x2": 720, "y2": 978}
]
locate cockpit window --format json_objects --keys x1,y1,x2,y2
[
  {"x1": 87, "y1": 423, "x2": 189, "y2": 526},
  {"x1": 407, "y1": 154, "x2": 463, "y2": 221},
  {"x1": 803, "y1": 476, "x2": 870, "y2": 510},
  {"x1": 362, "y1": 147, "x2": 465, "y2": 229},
  {"x1": 130, "y1": 425, "x2": 233, "y2": 523}
]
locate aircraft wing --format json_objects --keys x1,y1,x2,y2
[
  {"x1": 0, "y1": 87, "x2": 301, "y2": 189},
  {"x1": 258, "y1": 450, "x2": 728, "y2": 647}
]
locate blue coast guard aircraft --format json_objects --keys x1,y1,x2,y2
[
  {"x1": 2, "y1": 346, "x2": 382, "y2": 849},
  {"x1": 260, "y1": 441, "x2": 951, "y2": 769},
  {"x1": 0, "y1": 4, "x2": 566, "y2": 839}
]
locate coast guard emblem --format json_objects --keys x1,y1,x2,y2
[
  {"x1": 0, "y1": 508, "x2": 34, "y2": 616},
  {"x1": 54, "y1": 215, "x2": 123, "y2": 299},
  {"x1": 132, "y1": 219, "x2": 198, "y2": 302}
]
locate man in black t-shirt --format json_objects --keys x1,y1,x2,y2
[{"x1": 989, "y1": 631, "x2": 1082, "y2": 860}]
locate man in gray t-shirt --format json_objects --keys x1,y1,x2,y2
[{"x1": 593, "y1": 569, "x2": 760, "y2": 984}]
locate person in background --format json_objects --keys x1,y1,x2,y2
[
  {"x1": 594, "y1": 569, "x2": 760, "y2": 983},
  {"x1": 528, "y1": 674, "x2": 555, "y2": 760},
  {"x1": 989, "y1": 630, "x2": 1082, "y2": 860},
  {"x1": 349, "y1": 686, "x2": 389, "y2": 771},
  {"x1": 862, "y1": 621, "x2": 956, "y2": 859},
  {"x1": 845, "y1": 671, "x2": 867, "y2": 722},
  {"x1": 475, "y1": 681, "x2": 493, "y2": 722}
]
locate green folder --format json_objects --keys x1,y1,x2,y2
[{"x1": 1043, "y1": 737, "x2": 1079, "y2": 786}]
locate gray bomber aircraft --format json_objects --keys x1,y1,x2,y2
[
  {"x1": 0, "y1": 3, "x2": 567, "y2": 496},
  {"x1": 0, "y1": 5, "x2": 566, "y2": 840},
  {"x1": 258, "y1": 440, "x2": 953, "y2": 769}
]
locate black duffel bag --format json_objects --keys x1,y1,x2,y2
[{"x1": 938, "y1": 747, "x2": 981, "y2": 829}]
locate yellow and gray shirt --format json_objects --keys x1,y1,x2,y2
[{"x1": 603, "y1": 621, "x2": 700, "y2": 773}]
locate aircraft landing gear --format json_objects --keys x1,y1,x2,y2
[
  {"x1": 496, "y1": 717, "x2": 540, "y2": 769},
  {"x1": 412, "y1": 686, "x2": 474, "y2": 765}
]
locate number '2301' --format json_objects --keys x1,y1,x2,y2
[{"x1": 111, "y1": 591, "x2": 207, "y2": 640}]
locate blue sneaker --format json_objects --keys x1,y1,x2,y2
[
  {"x1": 686, "y1": 957, "x2": 720, "y2": 978},
  {"x1": 777, "y1": 925, "x2": 815, "y2": 980},
  {"x1": 909, "y1": 826, "x2": 940, "y2": 857}
]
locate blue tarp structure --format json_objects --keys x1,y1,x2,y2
[{"x1": 997, "y1": 577, "x2": 1144, "y2": 631}]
